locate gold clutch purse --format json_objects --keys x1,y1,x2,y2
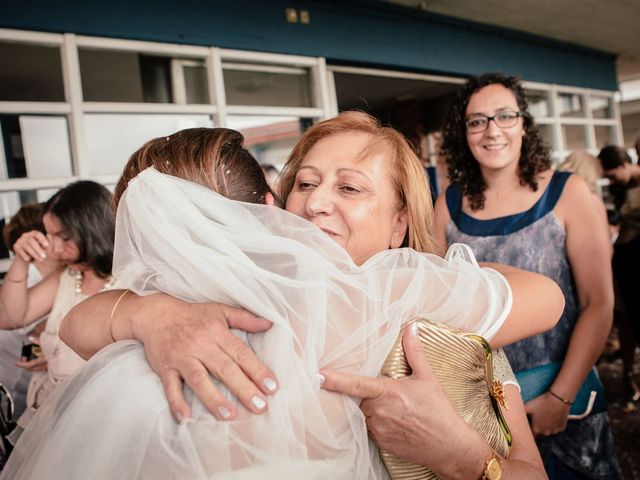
[{"x1": 379, "y1": 318, "x2": 512, "y2": 480}]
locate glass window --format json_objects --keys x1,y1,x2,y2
[
  {"x1": 0, "y1": 114, "x2": 73, "y2": 179},
  {"x1": 0, "y1": 42, "x2": 65, "y2": 102},
  {"x1": 535, "y1": 124, "x2": 554, "y2": 148},
  {"x1": 558, "y1": 93, "x2": 585, "y2": 118},
  {"x1": 78, "y1": 48, "x2": 172, "y2": 103},
  {"x1": 80, "y1": 50, "x2": 208, "y2": 104},
  {"x1": 595, "y1": 125, "x2": 616, "y2": 148},
  {"x1": 84, "y1": 114, "x2": 213, "y2": 175},
  {"x1": 223, "y1": 64, "x2": 312, "y2": 107},
  {"x1": 227, "y1": 115, "x2": 310, "y2": 167},
  {"x1": 183, "y1": 63, "x2": 209, "y2": 104},
  {"x1": 0, "y1": 188, "x2": 59, "y2": 234},
  {"x1": 525, "y1": 90, "x2": 550, "y2": 117},
  {"x1": 590, "y1": 96, "x2": 613, "y2": 119},
  {"x1": 562, "y1": 124, "x2": 587, "y2": 150}
]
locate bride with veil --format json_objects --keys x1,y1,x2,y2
[{"x1": 3, "y1": 117, "x2": 558, "y2": 479}]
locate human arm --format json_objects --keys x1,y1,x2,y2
[
  {"x1": 60, "y1": 290, "x2": 278, "y2": 421},
  {"x1": 0, "y1": 230, "x2": 59, "y2": 329},
  {"x1": 526, "y1": 175, "x2": 613, "y2": 436},
  {"x1": 486, "y1": 262, "x2": 564, "y2": 348},
  {"x1": 320, "y1": 325, "x2": 547, "y2": 479}
]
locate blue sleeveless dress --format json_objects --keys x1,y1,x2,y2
[{"x1": 446, "y1": 171, "x2": 620, "y2": 479}]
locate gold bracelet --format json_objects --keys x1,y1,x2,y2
[
  {"x1": 108, "y1": 290, "x2": 130, "y2": 342},
  {"x1": 548, "y1": 388, "x2": 574, "y2": 405}
]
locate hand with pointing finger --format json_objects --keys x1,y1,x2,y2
[{"x1": 320, "y1": 323, "x2": 479, "y2": 475}]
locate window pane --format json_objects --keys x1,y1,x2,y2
[
  {"x1": 525, "y1": 90, "x2": 550, "y2": 117},
  {"x1": 558, "y1": 93, "x2": 585, "y2": 118},
  {"x1": 80, "y1": 50, "x2": 174, "y2": 103},
  {"x1": 0, "y1": 115, "x2": 72, "y2": 179},
  {"x1": 0, "y1": 188, "x2": 59, "y2": 241},
  {"x1": 595, "y1": 125, "x2": 616, "y2": 148},
  {"x1": 0, "y1": 42, "x2": 65, "y2": 102},
  {"x1": 224, "y1": 67, "x2": 312, "y2": 107},
  {"x1": 84, "y1": 114, "x2": 213, "y2": 175},
  {"x1": 562, "y1": 124, "x2": 587, "y2": 150},
  {"x1": 536, "y1": 124, "x2": 553, "y2": 148},
  {"x1": 227, "y1": 115, "x2": 309, "y2": 167},
  {"x1": 184, "y1": 65, "x2": 209, "y2": 104},
  {"x1": 590, "y1": 96, "x2": 613, "y2": 119}
]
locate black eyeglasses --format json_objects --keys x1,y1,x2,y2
[{"x1": 465, "y1": 110, "x2": 524, "y2": 133}]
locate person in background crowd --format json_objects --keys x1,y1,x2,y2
[
  {"x1": 0, "y1": 203, "x2": 60, "y2": 418},
  {"x1": 599, "y1": 145, "x2": 640, "y2": 405},
  {"x1": 434, "y1": 73, "x2": 620, "y2": 479},
  {"x1": 0, "y1": 182, "x2": 115, "y2": 444}
]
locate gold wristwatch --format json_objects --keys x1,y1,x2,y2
[{"x1": 482, "y1": 451, "x2": 503, "y2": 480}]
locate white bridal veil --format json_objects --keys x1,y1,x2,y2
[{"x1": 3, "y1": 169, "x2": 512, "y2": 479}]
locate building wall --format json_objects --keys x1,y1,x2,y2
[{"x1": 0, "y1": 0, "x2": 617, "y2": 90}]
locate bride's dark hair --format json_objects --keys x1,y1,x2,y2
[{"x1": 114, "y1": 128, "x2": 272, "y2": 209}]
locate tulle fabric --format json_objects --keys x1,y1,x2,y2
[{"x1": 3, "y1": 168, "x2": 512, "y2": 480}]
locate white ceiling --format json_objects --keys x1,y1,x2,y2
[{"x1": 385, "y1": 0, "x2": 640, "y2": 80}]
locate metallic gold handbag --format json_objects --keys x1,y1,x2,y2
[{"x1": 379, "y1": 318, "x2": 512, "y2": 480}]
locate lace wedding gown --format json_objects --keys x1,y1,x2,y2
[{"x1": 3, "y1": 169, "x2": 512, "y2": 480}]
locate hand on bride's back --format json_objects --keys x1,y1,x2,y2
[{"x1": 131, "y1": 294, "x2": 279, "y2": 421}]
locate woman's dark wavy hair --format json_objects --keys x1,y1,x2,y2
[
  {"x1": 441, "y1": 73, "x2": 551, "y2": 211},
  {"x1": 44, "y1": 181, "x2": 114, "y2": 278}
]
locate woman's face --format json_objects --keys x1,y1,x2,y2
[
  {"x1": 285, "y1": 132, "x2": 407, "y2": 265},
  {"x1": 465, "y1": 84, "x2": 525, "y2": 174},
  {"x1": 43, "y1": 212, "x2": 80, "y2": 264}
]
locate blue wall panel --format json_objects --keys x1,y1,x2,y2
[{"x1": 0, "y1": 0, "x2": 617, "y2": 90}]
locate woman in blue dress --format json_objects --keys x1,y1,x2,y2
[{"x1": 434, "y1": 73, "x2": 620, "y2": 479}]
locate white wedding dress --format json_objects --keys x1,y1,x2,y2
[{"x1": 2, "y1": 169, "x2": 512, "y2": 480}]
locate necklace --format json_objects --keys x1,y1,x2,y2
[
  {"x1": 71, "y1": 267, "x2": 115, "y2": 296},
  {"x1": 72, "y1": 269, "x2": 83, "y2": 294},
  {"x1": 491, "y1": 183, "x2": 521, "y2": 201}
]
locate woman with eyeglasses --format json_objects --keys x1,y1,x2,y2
[{"x1": 433, "y1": 73, "x2": 620, "y2": 479}]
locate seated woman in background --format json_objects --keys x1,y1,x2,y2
[
  {"x1": 0, "y1": 182, "x2": 115, "y2": 443},
  {"x1": 0, "y1": 203, "x2": 60, "y2": 418},
  {"x1": 7, "y1": 119, "x2": 561, "y2": 479}
]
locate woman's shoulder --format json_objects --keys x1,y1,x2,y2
[
  {"x1": 555, "y1": 170, "x2": 592, "y2": 206},
  {"x1": 554, "y1": 170, "x2": 602, "y2": 224}
]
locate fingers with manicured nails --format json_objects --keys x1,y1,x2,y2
[
  {"x1": 24, "y1": 231, "x2": 49, "y2": 260},
  {"x1": 205, "y1": 341, "x2": 268, "y2": 413},
  {"x1": 218, "y1": 327, "x2": 278, "y2": 396},
  {"x1": 319, "y1": 369, "x2": 387, "y2": 400},
  {"x1": 161, "y1": 368, "x2": 193, "y2": 421},
  {"x1": 402, "y1": 322, "x2": 434, "y2": 380},
  {"x1": 220, "y1": 305, "x2": 278, "y2": 395},
  {"x1": 140, "y1": 297, "x2": 275, "y2": 419},
  {"x1": 175, "y1": 358, "x2": 241, "y2": 421},
  {"x1": 31, "y1": 230, "x2": 49, "y2": 248}
]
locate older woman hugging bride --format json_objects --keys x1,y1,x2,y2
[{"x1": 4, "y1": 113, "x2": 561, "y2": 479}]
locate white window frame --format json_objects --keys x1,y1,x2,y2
[
  {"x1": 0, "y1": 28, "x2": 331, "y2": 209},
  {"x1": 0, "y1": 28, "x2": 624, "y2": 216},
  {"x1": 522, "y1": 80, "x2": 623, "y2": 162}
]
